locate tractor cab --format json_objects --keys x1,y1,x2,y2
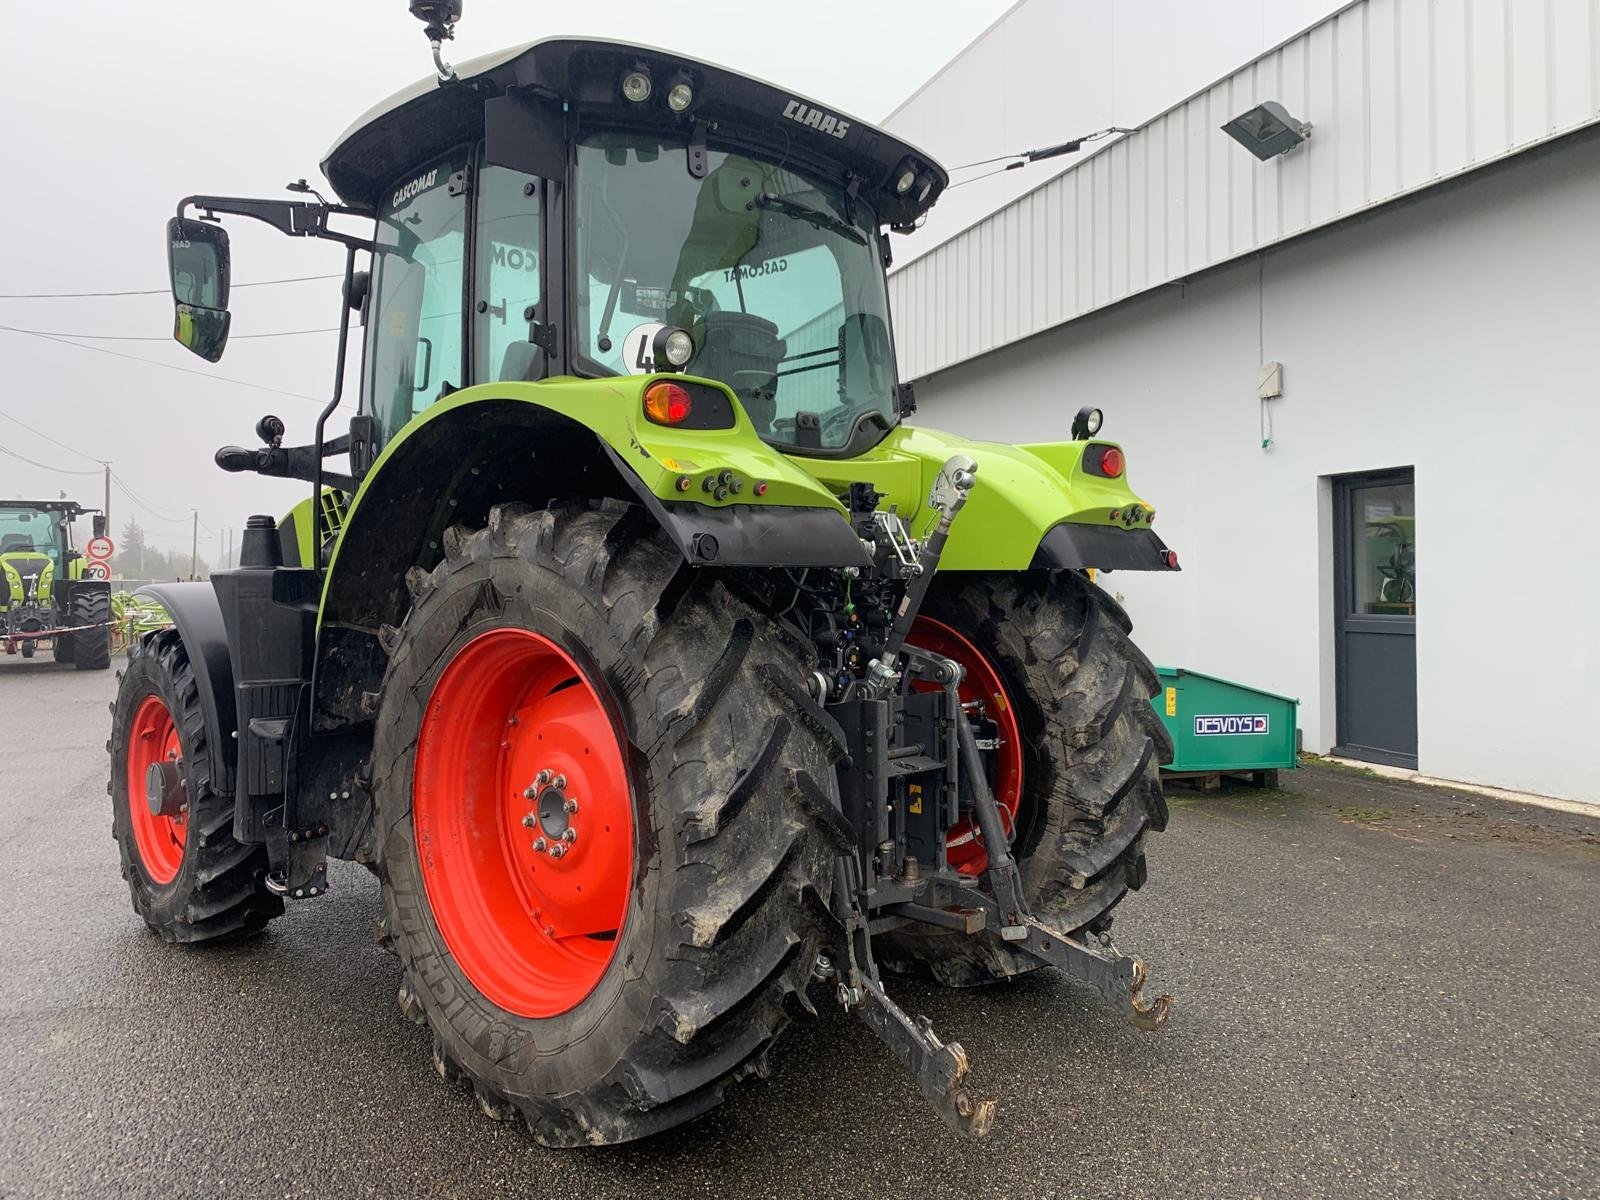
[
  {"x1": 0, "y1": 502, "x2": 75, "y2": 613},
  {"x1": 167, "y1": 36, "x2": 945, "y2": 467}
]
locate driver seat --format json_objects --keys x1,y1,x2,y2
[{"x1": 693, "y1": 312, "x2": 786, "y2": 432}]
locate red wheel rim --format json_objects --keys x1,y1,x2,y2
[
  {"x1": 126, "y1": 695, "x2": 187, "y2": 885},
  {"x1": 413, "y1": 628, "x2": 633, "y2": 1019},
  {"x1": 908, "y1": 616, "x2": 1024, "y2": 876}
]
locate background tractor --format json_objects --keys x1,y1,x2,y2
[
  {"x1": 110, "y1": 5, "x2": 1180, "y2": 1144},
  {"x1": 0, "y1": 499, "x2": 112, "y2": 668}
]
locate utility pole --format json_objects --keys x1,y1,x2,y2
[
  {"x1": 102, "y1": 462, "x2": 112, "y2": 527},
  {"x1": 190, "y1": 510, "x2": 199, "y2": 580},
  {"x1": 226, "y1": 526, "x2": 233, "y2": 569}
]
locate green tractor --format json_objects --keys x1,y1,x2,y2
[
  {"x1": 1, "y1": 499, "x2": 112, "y2": 669},
  {"x1": 111, "y1": 4, "x2": 1180, "y2": 1144}
]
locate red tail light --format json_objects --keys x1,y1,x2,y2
[
  {"x1": 1099, "y1": 447, "x2": 1125, "y2": 478},
  {"x1": 644, "y1": 382, "x2": 693, "y2": 425}
]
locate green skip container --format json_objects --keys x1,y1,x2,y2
[{"x1": 1152, "y1": 667, "x2": 1299, "y2": 781}]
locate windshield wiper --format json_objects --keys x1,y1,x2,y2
[{"x1": 754, "y1": 193, "x2": 866, "y2": 245}]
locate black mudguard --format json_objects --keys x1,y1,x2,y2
[
  {"x1": 602, "y1": 445, "x2": 871, "y2": 569},
  {"x1": 135, "y1": 582, "x2": 238, "y2": 794},
  {"x1": 1031, "y1": 523, "x2": 1180, "y2": 572},
  {"x1": 64, "y1": 578, "x2": 112, "y2": 610}
]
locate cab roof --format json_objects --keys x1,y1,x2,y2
[
  {"x1": 321, "y1": 37, "x2": 948, "y2": 227},
  {"x1": 0, "y1": 500, "x2": 88, "y2": 516}
]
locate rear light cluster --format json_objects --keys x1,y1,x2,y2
[
  {"x1": 644, "y1": 381, "x2": 693, "y2": 426},
  {"x1": 1098, "y1": 447, "x2": 1124, "y2": 477}
]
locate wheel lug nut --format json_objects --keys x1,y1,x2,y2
[
  {"x1": 532, "y1": 837, "x2": 547, "y2": 852},
  {"x1": 521, "y1": 813, "x2": 536, "y2": 828},
  {"x1": 535, "y1": 769, "x2": 552, "y2": 786},
  {"x1": 552, "y1": 774, "x2": 567, "y2": 790},
  {"x1": 562, "y1": 828, "x2": 577, "y2": 844},
  {"x1": 522, "y1": 786, "x2": 537, "y2": 799},
  {"x1": 563, "y1": 798, "x2": 579, "y2": 814},
  {"x1": 549, "y1": 843, "x2": 568, "y2": 859}
]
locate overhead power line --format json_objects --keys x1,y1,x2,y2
[
  {"x1": 0, "y1": 408, "x2": 210, "y2": 529},
  {"x1": 0, "y1": 273, "x2": 342, "y2": 300},
  {"x1": 0, "y1": 324, "x2": 324, "y2": 404},
  {"x1": 112, "y1": 475, "x2": 188, "y2": 524},
  {"x1": 0, "y1": 444, "x2": 102, "y2": 475},
  {"x1": 0, "y1": 410, "x2": 99, "y2": 464}
]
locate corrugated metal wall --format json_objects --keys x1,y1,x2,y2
[{"x1": 889, "y1": 0, "x2": 1600, "y2": 382}]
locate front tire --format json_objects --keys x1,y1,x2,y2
[
  {"x1": 68, "y1": 589, "x2": 111, "y2": 670},
  {"x1": 109, "y1": 632, "x2": 282, "y2": 940},
  {"x1": 880, "y1": 570, "x2": 1172, "y2": 986},
  {"x1": 372, "y1": 501, "x2": 844, "y2": 1146}
]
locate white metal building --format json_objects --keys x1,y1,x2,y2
[{"x1": 886, "y1": 0, "x2": 1600, "y2": 802}]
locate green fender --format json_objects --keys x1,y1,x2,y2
[
  {"x1": 312, "y1": 374, "x2": 1167, "y2": 631},
  {"x1": 788, "y1": 424, "x2": 1164, "y2": 570}
]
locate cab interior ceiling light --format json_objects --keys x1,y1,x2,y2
[{"x1": 1221, "y1": 101, "x2": 1312, "y2": 160}]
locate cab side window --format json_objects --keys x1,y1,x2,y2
[
  {"x1": 474, "y1": 157, "x2": 543, "y2": 382},
  {"x1": 367, "y1": 152, "x2": 466, "y2": 443}
]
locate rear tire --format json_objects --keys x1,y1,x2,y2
[
  {"x1": 372, "y1": 501, "x2": 844, "y2": 1146},
  {"x1": 879, "y1": 570, "x2": 1172, "y2": 987},
  {"x1": 69, "y1": 589, "x2": 111, "y2": 670},
  {"x1": 109, "y1": 632, "x2": 282, "y2": 941}
]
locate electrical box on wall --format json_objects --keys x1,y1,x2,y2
[{"x1": 1258, "y1": 361, "x2": 1283, "y2": 399}]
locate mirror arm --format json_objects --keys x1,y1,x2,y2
[{"x1": 177, "y1": 195, "x2": 373, "y2": 251}]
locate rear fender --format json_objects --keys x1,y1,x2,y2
[
  {"x1": 311, "y1": 385, "x2": 864, "y2": 732},
  {"x1": 134, "y1": 582, "x2": 237, "y2": 794}
]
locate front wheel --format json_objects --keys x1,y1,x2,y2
[
  {"x1": 879, "y1": 570, "x2": 1172, "y2": 987},
  {"x1": 109, "y1": 632, "x2": 282, "y2": 940},
  {"x1": 68, "y1": 589, "x2": 111, "y2": 670},
  {"x1": 372, "y1": 501, "x2": 843, "y2": 1146}
]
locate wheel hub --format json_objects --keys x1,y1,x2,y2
[
  {"x1": 145, "y1": 758, "x2": 186, "y2": 818},
  {"x1": 536, "y1": 782, "x2": 578, "y2": 837}
]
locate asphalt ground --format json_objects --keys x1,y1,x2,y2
[{"x1": 2, "y1": 653, "x2": 1596, "y2": 1200}]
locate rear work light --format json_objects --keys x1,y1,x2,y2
[
  {"x1": 644, "y1": 381, "x2": 693, "y2": 426},
  {"x1": 1098, "y1": 447, "x2": 1125, "y2": 477}
]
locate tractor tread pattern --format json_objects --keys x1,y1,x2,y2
[
  {"x1": 878, "y1": 570, "x2": 1171, "y2": 986},
  {"x1": 108, "y1": 631, "x2": 282, "y2": 942},
  {"x1": 68, "y1": 589, "x2": 112, "y2": 670},
  {"x1": 372, "y1": 501, "x2": 838, "y2": 1146}
]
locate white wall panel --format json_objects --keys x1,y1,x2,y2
[
  {"x1": 888, "y1": 0, "x2": 1600, "y2": 382},
  {"x1": 908, "y1": 129, "x2": 1600, "y2": 801}
]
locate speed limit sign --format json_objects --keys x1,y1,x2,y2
[
  {"x1": 86, "y1": 535, "x2": 115, "y2": 561},
  {"x1": 82, "y1": 561, "x2": 111, "y2": 581}
]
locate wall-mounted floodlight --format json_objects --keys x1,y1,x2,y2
[{"x1": 1221, "y1": 101, "x2": 1311, "y2": 160}]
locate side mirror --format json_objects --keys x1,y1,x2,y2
[
  {"x1": 167, "y1": 217, "x2": 232, "y2": 362},
  {"x1": 344, "y1": 268, "x2": 371, "y2": 316},
  {"x1": 92, "y1": 514, "x2": 107, "y2": 540}
]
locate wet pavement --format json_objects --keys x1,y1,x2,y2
[{"x1": 3, "y1": 654, "x2": 1596, "y2": 1199}]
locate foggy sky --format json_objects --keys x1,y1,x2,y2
[{"x1": 0, "y1": 0, "x2": 1011, "y2": 558}]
